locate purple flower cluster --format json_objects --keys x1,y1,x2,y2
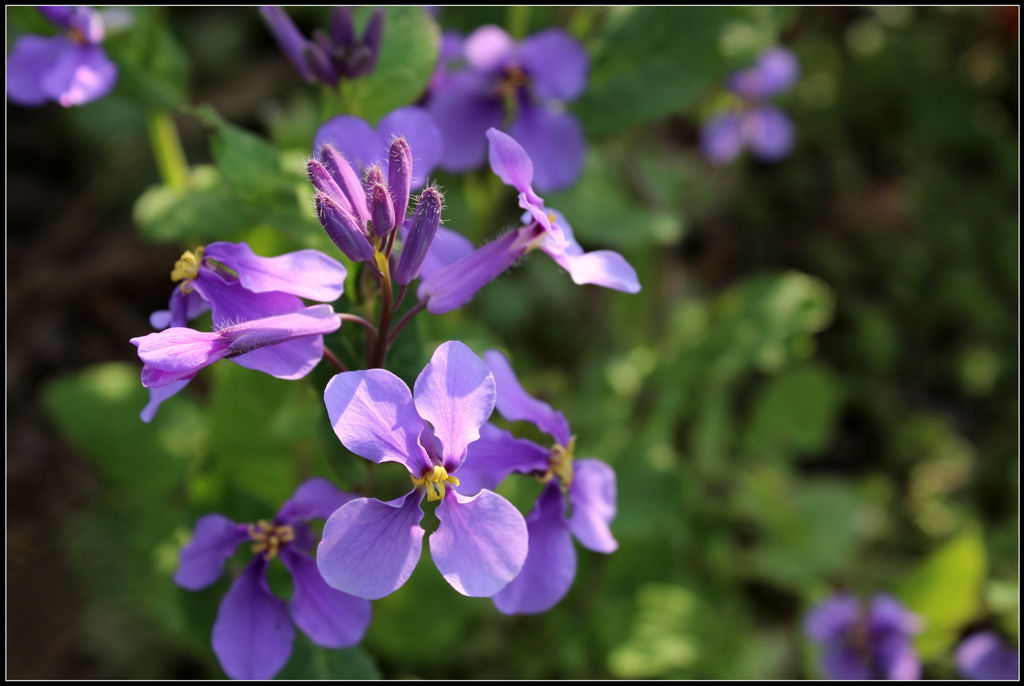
[
  {"x1": 805, "y1": 593, "x2": 922, "y2": 679},
  {"x1": 260, "y1": 6, "x2": 384, "y2": 86},
  {"x1": 701, "y1": 47, "x2": 800, "y2": 164},
  {"x1": 6, "y1": 6, "x2": 117, "y2": 107},
  {"x1": 425, "y1": 24, "x2": 589, "y2": 191}
]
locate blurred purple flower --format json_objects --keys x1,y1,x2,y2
[
  {"x1": 316, "y1": 340, "x2": 528, "y2": 600},
  {"x1": 176, "y1": 478, "x2": 371, "y2": 680},
  {"x1": 425, "y1": 24, "x2": 588, "y2": 191},
  {"x1": 313, "y1": 106, "x2": 442, "y2": 188},
  {"x1": 957, "y1": 632, "x2": 1019, "y2": 680},
  {"x1": 260, "y1": 6, "x2": 383, "y2": 86},
  {"x1": 701, "y1": 47, "x2": 800, "y2": 164},
  {"x1": 805, "y1": 593, "x2": 922, "y2": 679},
  {"x1": 6, "y1": 6, "x2": 117, "y2": 107},
  {"x1": 454, "y1": 349, "x2": 617, "y2": 615},
  {"x1": 417, "y1": 128, "x2": 640, "y2": 314}
]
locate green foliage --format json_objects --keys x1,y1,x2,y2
[
  {"x1": 105, "y1": 8, "x2": 189, "y2": 109},
  {"x1": 277, "y1": 637, "x2": 380, "y2": 680}
]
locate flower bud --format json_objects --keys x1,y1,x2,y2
[
  {"x1": 395, "y1": 185, "x2": 443, "y2": 285},
  {"x1": 307, "y1": 159, "x2": 351, "y2": 214},
  {"x1": 387, "y1": 137, "x2": 413, "y2": 223},
  {"x1": 302, "y1": 42, "x2": 338, "y2": 86},
  {"x1": 368, "y1": 181, "x2": 396, "y2": 237},
  {"x1": 330, "y1": 6, "x2": 355, "y2": 46},
  {"x1": 319, "y1": 144, "x2": 369, "y2": 226},
  {"x1": 316, "y1": 193, "x2": 374, "y2": 263}
]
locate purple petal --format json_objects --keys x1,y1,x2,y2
[
  {"x1": 568, "y1": 458, "x2": 617, "y2": 553},
  {"x1": 957, "y1": 632, "x2": 1020, "y2": 681},
  {"x1": 509, "y1": 104, "x2": 586, "y2": 193},
  {"x1": 38, "y1": 6, "x2": 75, "y2": 28},
  {"x1": 41, "y1": 42, "x2": 117, "y2": 107},
  {"x1": 191, "y1": 270, "x2": 304, "y2": 328},
  {"x1": 701, "y1": 112, "x2": 745, "y2": 165},
  {"x1": 203, "y1": 242, "x2": 347, "y2": 303},
  {"x1": 746, "y1": 106, "x2": 795, "y2": 162},
  {"x1": 212, "y1": 558, "x2": 295, "y2": 680},
  {"x1": 868, "y1": 594, "x2": 921, "y2": 636},
  {"x1": 230, "y1": 336, "x2": 325, "y2": 380},
  {"x1": 323, "y1": 368, "x2": 429, "y2": 471},
  {"x1": 314, "y1": 115, "x2": 387, "y2": 173},
  {"x1": 543, "y1": 244, "x2": 641, "y2": 293},
  {"x1": 150, "y1": 287, "x2": 209, "y2": 330},
  {"x1": 173, "y1": 514, "x2": 247, "y2": 591},
  {"x1": 486, "y1": 126, "x2": 534, "y2": 193},
  {"x1": 418, "y1": 226, "x2": 475, "y2": 281},
  {"x1": 821, "y1": 644, "x2": 870, "y2": 680},
  {"x1": 222, "y1": 304, "x2": 341, "y2": 380},
  {"x1": 259, "y1": 6, "x2": 315, "y2": 81},
  {"x1": 316, "y1": 492, "x2": 425, "y2": 599},
  {"x1": 519, "y1": 28, "x2": 588, "y2": 102},
  {"x1": 417, "y1": 225, "x2": 539, "y2": 314},
  {"x1": 463, "y1": 24, "x2": 515, "y2": 72},
  {"x1": 6, "y1": 35, "x2": 64, "y2": 106},
  {"x1": 316, "y1": 192, "x2": 375, "y2": 263},
  {"x1": 493, "y1": 482, "x2": 577, "y2": 614},
  {"x1": 804, "y1": 593, "x2": 860, "y2": 642},
  {"x1": 130, "y1": 328, "x2": 227, "y2": 386},
  {"x1": 482, "y1": 349, "x2": 572, "y2": 445},
  {"x1": 140, "y1": 378, "x2": 190, "y2": 423},
  {"x1": 728, "y1": 47, "x2": 800, "y2": 99},
  {"x1": 377, "y1": 106, "x2": 443, "y2": 187},
  {"x1": 874, "y1": 632, "x2": 922, "y2": 680},
  {"x1": 440, "y1": 30, "x2": 465, "y2": 64},
  {"x1": 66, "y1": 6, "x2": 104, "y2": 44},
  {"x1": 413, "y1": 341, "x2": 495, "y2": 471},
  {"x1": 431, "y1": 489, "x2": 528, "y2": 597},
  {"x1": 277, "y1": 477, "x2": 357, "y2": 524},
  {"x1": 429, "y1": 72, "x2": 504, "y2": 172},
  {"x1": 458, "y1": 423, "x2": 550, "y2": 495},
  {"x1": 280, "y1": 549, "x2": 371, "y2": 649}
]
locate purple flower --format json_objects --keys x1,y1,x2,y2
[
  {"x1": 313, "y1": 106, "x2": 442, "y2": 188},
  {"x1": 452, "y1": 350, "x2": 617, "y2": 615},
  {"x1": 175, "y1": 478, "x2": 372, "y2": 680},
  {"x1": 316, "y1": 340, "x2": 528, "y2": 599},
  {"x1": 260, "y1": 6, "x2": 384, "y2": 86},
  {"x1": 131, "y1": 304, "x2": 342, "y2": 416},
  {"x1": 701, "y1": 47, "x2": 799, "y2": 164},
  {"x1": 417, "y1": 128, "x2": 640, "y2": 314},
  {"x1": 425, "y1": 24, "x2": 588, "y2": 191},
  {"x1": 957, "y1": 632, "x2": 1019, "y2": 680},
  {"x1": 6, "y1": 6, "x2": 117, "y2": 107},
  {"x1": 805, "y1": 593, "x2": 922, "y2": 680}
]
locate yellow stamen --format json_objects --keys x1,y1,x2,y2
[
  {"x1": 170, "y1": 246, "x2": 205, "y2": 293},
  {"x1": 246, "y1": 519, "x2": 295, "y2": 561},
  {"x1": 539, "y1": 435, "x2": 576, "y2": 491},
  {"x1": 410, "y1": 464, "x2": 461, "y2": 502}
]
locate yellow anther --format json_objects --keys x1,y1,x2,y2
[
  {"x1": 539, "y1": 435, "x2": 576, "y2": 491},
  {"x1": 170, "y1": 246, "x2": 205, "y2": 293},
  {"x1": 247, "y1": 519, "x2": 295, "y2": 561},
  {"x1": 410, "y1": 464, "x2": 460, "y2": 502}
]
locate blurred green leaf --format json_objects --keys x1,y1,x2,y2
[
  {"x1": 348, "y1": 7, "x2": 440, "y2": 123},
  {"x1": 277, "y1": 635, "x2": 379, "y2": 680},
  {"x1": 105, "y1": 8, "x2": 188, "y2": 109},
  {"x1": 576, "y1": 7, "x2": 732, "y2": 136},
  {"x1": 744, "y1": 363, "x2": 844, "y2": 459},
  {"x1": 897, "y1": 528, "x2": 987, "y2": 659},
  {"x1": 134, "y1": 165, "x2": 251, "y2": 244}
]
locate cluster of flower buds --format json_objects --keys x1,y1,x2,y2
[{"x1": 260, "y1": 6, "x2": 384, "y2": 86}]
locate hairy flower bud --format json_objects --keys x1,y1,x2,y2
[
  {"x1": 387, "y1": 137, "x2": 413, "y2": 222},
  {"x1": 367, "y1": 181, "x2": 396, "y2": 237},
  {"x1": 307, "y1": 159, "x2": 352, "y2": 214},
  {"x1": 395, "y1": 185, "x2": 443, "y2": 285},
  {"x1": 316, "y1": 192, "x2": 374, "y2": 263},
  {"x1": 302, "y1": 42, "x2": 338, "y2": 85},
  {"x1": 319, "y1": 144, "x2": 369, "y2": 225}
]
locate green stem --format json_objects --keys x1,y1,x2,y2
[
  {"x1": 146, "y1": 110, "x2": 189, "y2": 190},
  {"x1": 507, "y1": 5, "x2": 531, "y2": 38}
]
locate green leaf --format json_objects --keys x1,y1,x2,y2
[
  {"x1": 744, "y1": 363, "x2": 844, "y2": 459},
  {"x1": 897, "y1": 528, "x2": 987, "y2": 659},
  {"x1": 277, "y1": 635, "x2": 380, "y2": 680},
  {"x1": 134, "y1": 165, "x2": 251, "y2": 244},
  {"x1": 105, "y1": 8, "x2": 188, "y2": 109},
  {"x1": 576, "y1": 7, "x2": 733, "y2": 136},
  {"x1": 347, "y1": 7, "x2": 440, "y2": 123}
]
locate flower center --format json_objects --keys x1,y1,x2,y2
[
  {"x1": 411, "y1": 464, "x2": 460, "y2": 502},
  {"x1": 68, "y1": 28, "x2": 87, "y2": 44},
  {"x1": 496, "y1": 64, "x2": 529, "y2": 98},
  {"x1": 540, "y1": 435, "x2": 576, "y2": 491},
  {"x1": 247, "y1": 519, "x2": 295, "y2": 561},
  {"x1": 170, "y1": 246, "x2": 205, "y2": 293}
]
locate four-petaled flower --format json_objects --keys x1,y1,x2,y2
[
  {"x1": 455, "y1": 350, "x2": 617, "y2": 614},
  {"x1": 175, "y1": 478, "x2": 372, "y2": 680},
  {"x1": 6, "y1": 5, "x2": 118, "y2": 107},
  {"x1": 804, "y1": 592, "x2": 922, "y2": 680},
  {"x1": 701, "y1": 47, "x2": 800, "y2": 164},
  {"x1": 426, "y1": 24, "x2": 589, "y2": 191},
  {"x1": 316, "y1": 340, "x2": 528, "y2": 599},
  {"x1": 418, "y1": 128, "x2": 640, "y2": 314}
]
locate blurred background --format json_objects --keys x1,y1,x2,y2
[{"x1": 6, "y1": 6, "x2": 1018, "y2": 679}]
